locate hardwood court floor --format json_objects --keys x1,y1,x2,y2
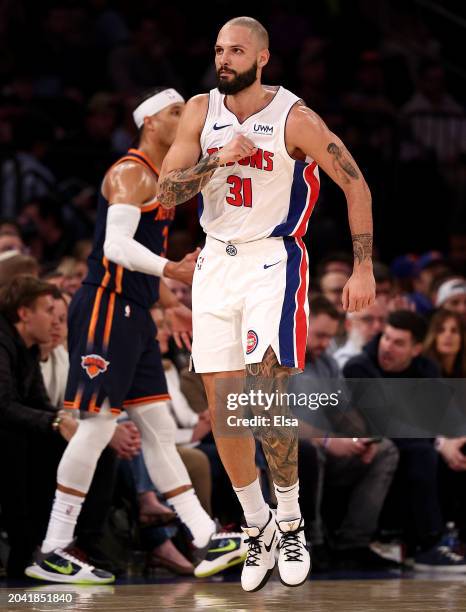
[{"x1": 2, "y1": 577, "x2": 466, "y2": 612}]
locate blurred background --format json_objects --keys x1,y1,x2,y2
[
  {"x1": 2, "y1": 0, "x2": 466, "y2": 582},
  {"x1": 1, "y1": 0, "x2": 465, "y2": 274}
]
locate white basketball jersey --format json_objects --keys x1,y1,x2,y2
[{"x1": 199, "y1": 86, "x2": 320, "y2": 243}]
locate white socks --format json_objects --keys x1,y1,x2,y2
[
  {"x1": 233, "y1": 477, "x2": 269, "y2": 529},
  {"x1": 274, "y1": 480, "x2": 300, "y2": 522},
  {"x1": 169, "y1": 488, "x2": 215, "y2": 549},
  {"x1": 41, "y1": 490, "x2": 84, "y2": 553}
]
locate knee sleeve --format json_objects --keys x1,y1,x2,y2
[
  {"x1": 129, "y1": 401, "x2": 191, "y2": 493},
  {"x1": 57, "y1": 411, "x2": 118, "y2": 494}
]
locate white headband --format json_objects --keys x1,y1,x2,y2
[{"x1": 133, "y1": 88, "x2": 185, "y2": 128}]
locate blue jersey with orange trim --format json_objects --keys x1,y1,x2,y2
[{"x1": 83, "y1": 149, "x2": 175, "y2": 308}]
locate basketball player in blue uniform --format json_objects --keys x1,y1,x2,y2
[
  {"x1": 158, "y1": 19, "x2": 376, "y2": 591},
  {"x1": 25, "y1": 88, "x2": 222, "y2": 584}
]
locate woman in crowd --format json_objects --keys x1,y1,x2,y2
[
  {"x1": 424, "y1": 309, "x2": 466, "y2": 378},
  {"x1": 424, "y1": 309, "x2": 466, "y2": 549}
]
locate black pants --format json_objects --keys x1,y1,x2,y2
[
  {"x1": 0, "y1": 428, "x2": 117, "y2": 578},
  {"x1": 381, "y1": 439, "x2": 444, "y2": 550},
  {"x1": 297, "y1": 439, "x2": 319, "y2": 528},
  {"x1": 438, "y1": 457, "x2": 466, "y2": 542}
]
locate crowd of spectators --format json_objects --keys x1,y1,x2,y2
[
  {"x1": 1, "y1": 1, "x2": 466, "y2": 268},
  {"x1": 1, "y1": 0, "x2": 466, "y2": 581},
  {"x1": 2, "y1": 244, "x2": 466, "y2": 577}
]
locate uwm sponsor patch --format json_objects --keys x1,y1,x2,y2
[
  {"x1": 81, "y1": 354, "x2": 110, "y2": 379},
  {"x1": 252, "y1": 123, "x2": 274, "y2": 135}
]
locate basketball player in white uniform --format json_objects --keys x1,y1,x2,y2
[{"x1": 158, "y1": 17, "x2": 376, "y2": 591}]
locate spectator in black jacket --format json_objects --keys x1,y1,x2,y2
[
  {"x1": 0, "y1": 276, "x2": 141, "y2": 578},
  {"x1": 0, "y1": 275, "x2": 75, "y2": 435},
  {"x1": 344, "y1": 310, "x2": 466, "y2": 572},
  {"x1": 0, "y1": 275, "x2": 78, "y2": 578}
]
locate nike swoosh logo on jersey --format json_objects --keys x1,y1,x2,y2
[
  {"x1": 43, "y1": 559, "x2": 74, "y2": 575},
  {"x1": 264, "y1": 532, "x2": 276, "y2": 552},
  {"x1": 209, "y1": 539, "x2": 238, "y2": 554},
  {"x1": 213, "y1": 123, "x2": 233, "y2": 130},
  {"x1": 263, "y1": 261, "x2": 281, "y2": 269}
]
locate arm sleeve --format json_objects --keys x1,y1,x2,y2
[
  {"x1": 0, "y1": 346, "x2": 55, "y2": 433},
  {"x1": 103, "y1": 203, "x2": 169, "y2": 277},
  {"x1": 175, "y1": 428, "x2": 196, "y2": 445}
]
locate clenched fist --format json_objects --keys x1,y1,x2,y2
[{"x1": 218, "y1": 135, "x2": 257, "y2": 165}]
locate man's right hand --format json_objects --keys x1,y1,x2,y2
[
  {"x1": 164, "y1": 248, "x2": 201, "y2": 285},
  {"x1": 218, "y1": 135, "x2": 257, "y2": 165}
]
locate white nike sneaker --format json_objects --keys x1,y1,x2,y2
[
  {"x1": 194, "y1": 531, "x2": 247, "y2": 577},
  {"x1": 276, "y1": 517, "x2": 311, "y2": 587},
  {"x1": 241, "y1": 509, "x2": 278, "y2": 592},
  {"x1": 25, "y1": 547, "x2": 115, "y2": 584}
]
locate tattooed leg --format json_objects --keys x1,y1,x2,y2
[{"x1": 246, "y1": 346, "x2": 298, "y2": 488}]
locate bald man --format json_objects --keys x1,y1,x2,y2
[{"x1": 158, "y1": 16, "x2": 375, "y2": 591}]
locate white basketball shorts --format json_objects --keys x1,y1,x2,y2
[{"x1": 191, "y1": 235, "x2": 309, "y2": 373}]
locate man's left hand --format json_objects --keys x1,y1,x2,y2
[{"x1": 342, "y1": 267, "x2": 376, "y2": 313}]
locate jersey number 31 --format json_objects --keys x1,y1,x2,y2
[{"x1": 226, "y1": 175, "x2": 252, "y2": 208}]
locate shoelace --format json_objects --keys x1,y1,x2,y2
[
  {"x1": 438, "y1": 546, "x2": 463, "y2": 562},
  {"x1": 244, "y1": 535, "x2": 263, "y2": 567},
  {"x1": 58, "y1": 547, "x2": 95, "y2": 571},
  {"x1": 279, "y1": 525, "x2": 305, "y2": 562}
]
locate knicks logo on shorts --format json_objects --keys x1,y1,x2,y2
[
  {"x1": 246, "y1": 330, "x2": 259, "y2": 354},
  {"x1": 81, "y1": 354, "x2": 110, "y2": 379}
]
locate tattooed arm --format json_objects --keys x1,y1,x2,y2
[
  {"x1": 159, "y1": 152, "x2": 221, "y2": 209},
  {"x1": 286, "y1": 102, "x2": 375, "y2": 312},
  {"x1": 158, "y1": 94, "x2": 257, "y2": 208},
  {"x1": 157, "y1": 95, "x2": 208, "y2": 208}
]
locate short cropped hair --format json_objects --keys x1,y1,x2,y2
[
  {"x1": 223, "y1": 16, "x2": 269, "y2": 49},
  {"x1": 387, "y1": 310, "x2": 428, "y2": 344},
  {"x1": 0, "y1": 275, "x2": 62, "y2": 324}
]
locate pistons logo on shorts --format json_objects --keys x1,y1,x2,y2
[
  {"x1": 246, "y1": 330, "x2": 259, "y2": 354},
  {"x1": 81, "y1": 354, "x2": 110, "y2": 379}
]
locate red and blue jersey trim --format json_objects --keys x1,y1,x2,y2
[
  {"x1": 271, "y1": 160, "x2": 319, "y2": 238},
  {"x1": 278, "y1": 236, "x2": 309, "y2": 369}
]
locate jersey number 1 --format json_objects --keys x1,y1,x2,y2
[{"x1": 226, "y1": 176, "x2": 252, "y2": 208}]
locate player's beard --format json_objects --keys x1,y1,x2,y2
[{"x1": 216, "y1": 61, "x2": 258, "y2": 95}]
